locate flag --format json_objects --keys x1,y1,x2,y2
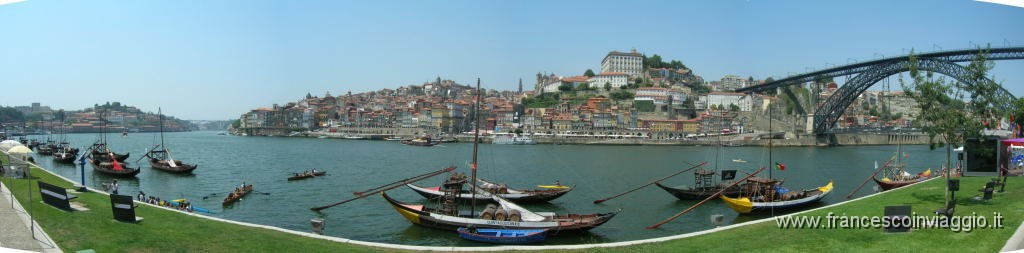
[
  {"x1": 904, "y1": 152, "x2": 909, "y2": 158},
  {"x1": 472, "y1": 163, "x2": 477, "y2": 171},
  {"x1": 775, "y1": 162, "x2": 786, "y2": 171}
]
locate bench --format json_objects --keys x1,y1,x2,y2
[
  {"x1": 110, "y1": 194, "x2": 143, "y2": 223},
  {"x1": 38, "y1": 181, "x2": 78, "y2": 211},
  {"x1": 978, "y1": 181, "x2": 995, "y2": 200}
]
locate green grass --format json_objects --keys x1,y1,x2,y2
[
  {"x1": 1, "y1": 157, "x2": 396, "y2": 253},
  {"x1": 3, "y1": 153, "x2": 1021, "y2": 252},
  {"x1": 562, "y1": 176, "x2": 1023, "y2": 253}
]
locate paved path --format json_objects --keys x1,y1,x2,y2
[{"x1": 0, "y1": 181, "x2": 62, "y2": 253}]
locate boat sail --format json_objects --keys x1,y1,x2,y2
[
  {"x1": 383, "y1": 79, "x2": 618, "y2": 234},
  {"x1": 719, "y1": 98, "x2": 832, "y2": 214},
  {"x1": 143, "y1": 108, "x2": 198, "y2": 173}
]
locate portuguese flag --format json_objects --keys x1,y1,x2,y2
[{"x1": 775, "y1": 162, "x2": 786, "y2": 171}]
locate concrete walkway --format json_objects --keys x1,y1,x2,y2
[{"x1": 0, "y1": 181, "x2": 62, "y2": 253}]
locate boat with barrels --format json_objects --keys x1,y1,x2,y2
[
  {"x1": 89, "y1": 153, "x2": 141, "y2": 177},
  {"x1": 406, "y1": 179, "x2": 572, "y2": 203},
  {"x1": 655, "y1": 169, "x2": 744, "y2": 200},
  {"x1": 142, "y1": 108, "x2": 198, "y2": 174}
]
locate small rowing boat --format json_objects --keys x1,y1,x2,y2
[
  {"x1": 223, "y1": 184, "x2": 253, "y2": 206},
  {"x1": 288, "y1": 171, "x2": 327, "y2": 181},
  {"x1": 536, "y1": 184, "x2": 570, "y2": 189},
  {"x1": 457, "y1": 227, "x2": 548, "y2": 244}
]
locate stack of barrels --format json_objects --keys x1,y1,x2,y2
[{"x1": 479, "y1": 204, "x2": 522, "y2": 222}]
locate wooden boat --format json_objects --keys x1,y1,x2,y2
[
  {"x1": 655, "y1": 169, "x2": 744, "y2": 200},
  {"x1": 401, "y1": 137, "x2": 435, "y2": 147},
  {"x1": 385, "y1": 80, "x2": 618, "y2": 235},
  {"x1": 52, "y1": 151, "x2": 78, "y2": 164},
  {"x1": 90, "y1": 144, "x2": 129, "y2": 162},
  {"x1": 223, "y1": 184, "x2": 253, "y2": 206},
  {"x1": 384, "y1": 190, "x2": 617, "y2": 234},
  {"x1": 406, "y1": 179, "x2": 572, "y2": 203},
  {"x1": 536, "y1": 184, "x2": 570, "y2": 189},
  {"x1": 89, "y1": 157, "x2": 141, "y2": 177},
  {"x1": 288, "y1": 171, "x2": 327, "y2": 181},
  {"x1": 872, "y1": 169, "x2": 931, "y2": 191},
  {"x1": 384, "y1": 137, "x2": 405, "y2": 141},
  {"x1": 457, "y1": 227, "x2": 548, "y2": 244},
  {"x1": 143, "y1": 108, "x2": 198, "y2": 174},
  {"x1": 720, "y1": 178, "x2": 832, "y2": 214}
]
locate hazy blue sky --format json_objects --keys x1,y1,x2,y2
[{"x1": 1, "y1": 0, "x2": 1022, "y2": 120}]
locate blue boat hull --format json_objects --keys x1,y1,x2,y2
[{"x1": 457, "y1": 228, "x2": 548, "y2": 244}]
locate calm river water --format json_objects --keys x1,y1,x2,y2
[{"x1": 31, "y1": 131, "x2": 950, "y2": 245}]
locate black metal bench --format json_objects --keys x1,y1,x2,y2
[
  {"x1": 38, "y1": 181, "x2": 78, "y2": 211},
  {"x1": 110, "y1": 194, "x2": 142, "y2": 223},
  {"x1": 979, "y1": 181, "x2": 995, "y2": 200}
]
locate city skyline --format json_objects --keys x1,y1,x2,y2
[{"x1": 1, "y1": 0, "x2": 1022, "y2": 120}]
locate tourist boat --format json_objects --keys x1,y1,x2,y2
[
  {"x1": 287, "y1": 171, "x2": 327, "y2": 181},
  {"x1": 401, "y1": 137, "x2": 435, "y2": 147},
  {"x1": 492, "y1": 134, "x2": 536, "y2": 145},
  {"x1": 720, "y1": 178, "x2": 832, "y2": 214},
  {"x1": 655, "y1": 169, "x2": 744, "y2": 200},
  {"x1": 342, "y1": 134, "x2": 367, "y2": 140},
  {"x1": 384, "y1": 80, "x2": 618, "y2": 234},
  {"x1": 53, "y1": 150, "x2": 78, "y2": 164},
  {"x1": 89, "y1": 155, "x2": 141, "y2": 177},
  {"x1": 406, "y1": 179, "x2": 573, "y2": 203},
  {"x1": 457, "y1": 227, "x2": 548, "y2": 244},
  {"x1": 142, "y1": 108, "x2": 198, "y2": 174},
  {"x1": 223, "y1": 184, "x2": 253, "y2": 206}
]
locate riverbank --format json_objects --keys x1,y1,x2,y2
[
  {"x1": 3, "y1": 150, "x2": 1019, "y2": 252},
  {"x1": 291, "y1": 130, "x2": 930, "y2": 146}
]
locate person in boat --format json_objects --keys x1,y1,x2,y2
[
  {"x1": 555, "y1": 180, "x2": 561, "y2": 186},
  {"x1": 312, "y1": 168, "x2": 317, "y2": 175}
]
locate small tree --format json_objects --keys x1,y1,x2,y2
[
  {"x1": 584, "y1": 69, "x2": 596, "y2": 77},
  {"x1": 604, "y1": 82, "x2": 612, "y2": 91},
  {"x1": 729, "y1": 103, "x2": 740, "y2": 112},
  {"x1": 558, "y1": 83, "x2": 573, "y2": 92}
]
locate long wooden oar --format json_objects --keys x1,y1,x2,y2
[
  {"x1": 311, "y1": 166, "x2": 456, "y2": 211},
  {"x1": 846, "y1": 157, "x2": 897, "y2": 198},
  {"x1": 647, "y1": 166, "x2": 767, "y2": 229},
  {"x1": 352, "y1": 166, "x2": 456, "y2": 195},
  {"x1": 593, "y1": 161, "x2": 707, "y2": 204}
]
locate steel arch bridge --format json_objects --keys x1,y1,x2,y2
[{"x1": 734, "y1": 47, "x2": 1024, "y2": 134}]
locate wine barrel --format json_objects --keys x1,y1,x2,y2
[
  {"x1": 494, "y1": 208, "x2": 508, "y2": 221},
  {"x1": 508, "y1": 209, "x2": 522, "y2": 222},
  {"x1": 480, "y1": 204, "x2": 497, "y2": 220}
]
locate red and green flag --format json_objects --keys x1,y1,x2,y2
[{"x1": 775, "y1": 162, "x2": 786, "y2": 171}]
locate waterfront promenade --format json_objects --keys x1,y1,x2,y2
[{"x1": 0, "y1": 181, "x2": 61, "y2": 252}]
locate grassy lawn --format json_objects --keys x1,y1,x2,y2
[
  {"x1": 1, "y1": 158, "x2": 394, "y2": 253},
  {"x1": 3, "y1": 153, "x2": 1020, "y2": 252},
  {"x1": 574, "y1": 176, "x2": 1022, "y2": 253}
]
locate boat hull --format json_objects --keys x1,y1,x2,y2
[
  {"x1": 721, "y1": 181, "x2": 833, "y2": 214},
  {"x1": 406, "y1": 184, "x2": 572, "y2": 203},
  {"x1": 383, "y1": 191, "x2": 617, "y2": 235},
  {"x1": 223, "y1": 185, "x2": 253, "y2": 206},
  {"x1": 89, "y1": 160, "x2": 141, "y2": 178},
  {"x1": 457, "y1": 227, "x2": 548, "y2": 244},
  {"x1": 872, "y1": 176, "x2": 929, "y2": 191},
  {"x1": 287, "y1": 171, "x2": 327, "y2": 181},
  {"x1": 655, "y1": 182, "x2": 744, "y2": 200},
  {"x1": 52, "y1": 152, "x2": 78, "y2": 164},
  {"x1": 149, "y1": 158, "x2": 199, "y2": 174}
]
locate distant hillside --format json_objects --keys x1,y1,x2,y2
[{"x1": 0, "y1": 101, "x2": 195, "y2": 133}]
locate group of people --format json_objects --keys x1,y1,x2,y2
[
  {"x1": 137, "y1": 191, "x2": 195, "y2": 212},
  {"x1": 293, "y1": 169, "x2": 319, "y2": 177},
  {"x1": 227, "y1": 182, "x2": 252, "y2": 200}
]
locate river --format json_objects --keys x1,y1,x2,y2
[{"x1": 28, "y1": 131, "x2": 951, "y2": 245}]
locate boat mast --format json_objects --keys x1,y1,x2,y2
[
  {"x1": 159, "y1": 107, "x2": 166, "y2": 150},
  {"x1": 769, "y1": 97, "x2": 773, "y2": 180},
  {"x1": 470, "y1": 78, "x2": 481, "y2": 216}
]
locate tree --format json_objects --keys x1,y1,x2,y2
[
  {"x1": 900, "y1": 48, "x2": 1006, "y2": 208},
  {"x1": 576, "y1": 83, "x2": 591, "y2": 91},
  {"x1": 729, "y1": 103, "x2": 740, "y2": 112},
  {"x1": 558, "y1": 83, "x2": 573, "y2": 92},
  {"x1": 584, "y1": 69, "x2": 596, "y2": 77},
  {"x1": 604, "y1": 82, "x2": 612, "y2": 91}
]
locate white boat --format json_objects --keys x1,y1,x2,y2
[{"x1": 492, "y1": 134, "x2": 536, "y2": 145}]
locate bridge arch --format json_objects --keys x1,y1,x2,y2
[{"x1": 813, "y1": 58, "x2": 998, "y2": 134}]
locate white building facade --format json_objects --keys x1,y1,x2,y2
[
  {"x1": 588, "y1": 72, "x2": 630, "y2": 88},
  {"x1": 601, "y1": 50, "x2": 644, "y2": 77},
  {"x1": 706, "y1": 92, "x2": 753, "y2": 111}
]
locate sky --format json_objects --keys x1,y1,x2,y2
[{"x1": 1, "y1": 0, "x2": 1022, "y2": 120}]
